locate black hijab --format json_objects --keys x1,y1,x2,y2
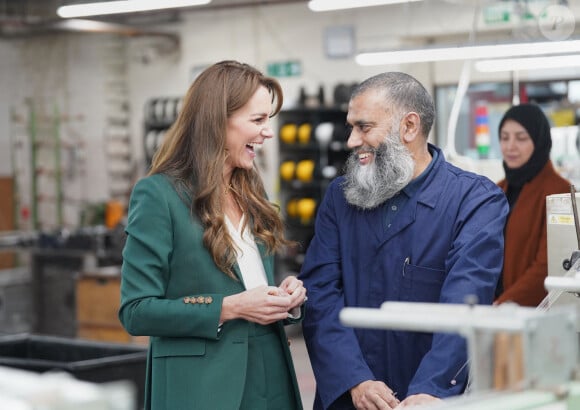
[{"x1": 499, "y1": 103, "x2": 552, "y2": 188}]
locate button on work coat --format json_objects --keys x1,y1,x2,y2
[{"x1": 300, "y1": 145, "x2": 509, "y2": 409}]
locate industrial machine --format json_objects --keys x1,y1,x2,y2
[
  {"x1": 341, "y1": 300, "x2": 580, "y2": 409},
  {"x1": 546, "y1": 189, "x2": 580, "y2": 325},
  {"x1": 0, "y1": 225, "x2": 125, "y2": 336}
]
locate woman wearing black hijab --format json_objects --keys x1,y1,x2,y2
[{"x1": 494, "y1": 103, "x2": 570, "y2": 306}]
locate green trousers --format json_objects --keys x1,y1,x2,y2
[{"x1": 239, "y1": 323, "x2": 298, "y2": 410}]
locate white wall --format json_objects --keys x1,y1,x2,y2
[
  {"x1": 2, "y1": 1, "x2": 580, "y2": 221},
  {"x1": 125, "y1": 2, "x2": 483, "y2": 196},
  {"x1": 0, "y1": 34, "x2": 116, "y2": 227}
]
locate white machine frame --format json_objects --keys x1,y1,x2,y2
[{"x1": 340, "y1": 302, "x2": 578, "y2": 393}]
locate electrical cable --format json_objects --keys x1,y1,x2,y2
[{"x1": 443, "y1": 0, "x2": 480, "y2": 171}]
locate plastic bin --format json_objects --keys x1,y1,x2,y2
[{"x1": 0, "y1": 333, "x2": 147, "y2": 410}]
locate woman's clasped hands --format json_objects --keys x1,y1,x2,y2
[{"x1": 221, "y1": 276, "x2": 307, "y2": 325}]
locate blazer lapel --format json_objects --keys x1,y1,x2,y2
[
  {"x1": 258, "y1": 242, "x2": 275, "y2": 285},
  {"x1": 231, "y1": 243, "x2": 273, "y2": 287},
  {"x1": 231, "y1": 263, "x2": 244, "y2": 284}
]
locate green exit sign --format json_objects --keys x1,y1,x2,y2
[
  {"x1": 267, "y1": 61, "x2": 302, "y2": 78},
  {"x1": 483, "y1": 0, "x2": 549, "y2": 25}
]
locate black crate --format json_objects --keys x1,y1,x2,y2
[
  {"x1": 30, "y1": 252, "x2": 83, "y2": 337},
  {"x1": 0, "y1": 268, "x2": 33, "y2": 334},
  {"x1": 0, "y1": 334, "x2": 147, "y2": 409}
]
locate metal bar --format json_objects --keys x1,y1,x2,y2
[
  {"x1": 53, "y1": 104, "x2": 63, "y2": 226},
  {"x1": 340, "y1": 304, "x2": 537, "y2": 335},
  {"x1": 27, "y1": 99, "x2": 38, "y2": 230},
  {"x1": 544, "y1": 276, "x2": 580, "y2": 293},
  {"x1": 571, "y1": 184, "x2": 580, "y2": 249}
]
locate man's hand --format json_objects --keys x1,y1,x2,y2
[
  {"x1": 350, "y1": 380, "x2": 400, "y2": 410},
  {"x1": 394, "y1": 393, "x2": 441, "y2": 408}
]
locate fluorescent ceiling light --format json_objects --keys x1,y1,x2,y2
[
  {"x1": 53, "y1": 18, "x2": 141, "y2": 33},
  {"x1": 308, "y1": 0, "x2": 422, "y2": 12},
  {"x1": 57, "y1": 0, "x2": 212, "y2": 18},
  {"x1": 356, "y1": 39, "x2": 580, "y2": 65},
  {"x1": 475, "y1": 55, "x2": 580, "y2": 72}
]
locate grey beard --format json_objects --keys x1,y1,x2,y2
[{"x1": 342, "y1": 134, "x2": 415, "y2": 210}]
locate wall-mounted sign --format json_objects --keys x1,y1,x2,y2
[
  {"x1": 324, "y1": 25, "x2": 355, "y2": 59},
  {"x1": 267, "y1": 60, "x2": 302, "y2": 78},
  {"x1": 483, "y1": 0, "x2": 551, "y2": 25}
]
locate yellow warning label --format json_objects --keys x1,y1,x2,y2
[{"x1": 548, "y1": 214, "x2": 575, "y2": 225}]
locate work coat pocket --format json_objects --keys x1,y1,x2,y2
[{"x1": 400, "y1": 263, "x2": 446, "y2": 303}]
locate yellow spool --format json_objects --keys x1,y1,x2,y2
[
  {"x1": 297, "y1": 123, "x2": 312, "y2": 144},
  {"x1": 286, "y1": 199, "x2": 299, "y2": 218},
  {"x1": 296, "y1": 159, "x2": 315, "y2": 182},
  {"x1": 297, "y1": 198, "x2": 316, "y2": 224},
  {"x1": 279, "y1": 160, "x2": 296, "y2": 181},
  {"x1": 280, "y1": 123, "x2": 297, "y2": 144}
]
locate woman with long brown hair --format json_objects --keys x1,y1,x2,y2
[{"x1": 119, "y1": 60, "x2": 306, "y2": 410}]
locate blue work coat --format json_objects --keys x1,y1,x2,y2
[{"x1": 300, "y1": 144, "x2": 509, "y2": 409}]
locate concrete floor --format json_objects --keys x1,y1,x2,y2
[{"x1": 287, "y1": 324, "x2": 316, "y2": 409}]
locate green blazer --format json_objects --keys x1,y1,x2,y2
[{"x1": 119, "y1": 174, "x2": 303, "y2": 410}]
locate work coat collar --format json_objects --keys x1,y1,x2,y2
[{"x1": 361, "y1": 143, "x2": 444, "y2": 245}]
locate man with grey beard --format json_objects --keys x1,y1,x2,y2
[
  {"x1": 300, "y1": 72, "x2": 509, "y2": 410},
  {"x1": 343, "y1": 126, "x2": 414, "y2": 209}
]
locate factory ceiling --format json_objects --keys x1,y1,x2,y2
[
  {"x1": 1, "y1": 1, "x2": 574, "y2": 42},
  {"x1": 0, "y1": 0, "x2": 308, "y2": 37}
]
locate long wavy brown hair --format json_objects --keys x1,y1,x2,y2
[{"x1": 149, "y1": 60, "x2": 292, "y2": 279}]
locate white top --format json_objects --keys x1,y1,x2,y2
[{"x1": 225, "y1": 214, "x2": 268, "y2": 289}]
